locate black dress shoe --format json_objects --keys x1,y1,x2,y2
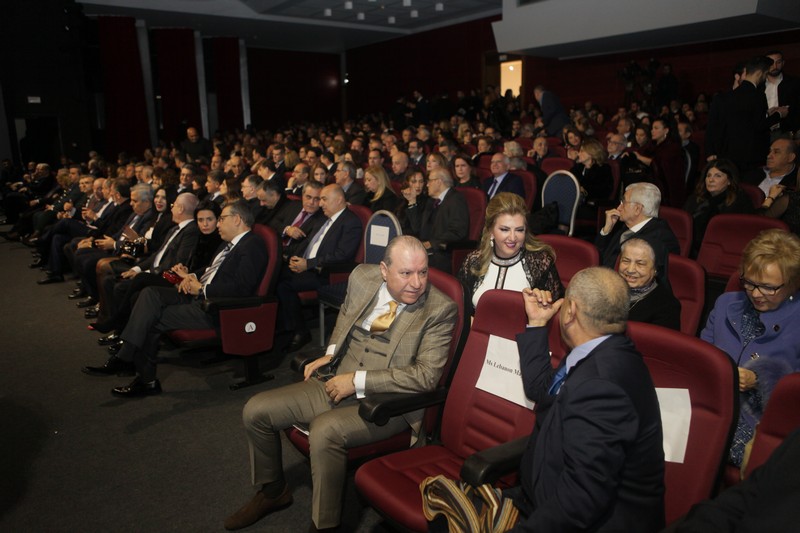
[
  {"x1": 111, "y1": 377, "x2": 162, "y2": 398},
  {"x1": 84, "y1": 306, "x2": 99, "y2": 319},
  {"x1": 90, "y1": 320, "x2": 115, "y2": 334},
  {"x1": 29, "y1": 258, "x2": 44, "y2": 269},
  {"x1": 287, "y1": 332, "x2": 312, "y2": 353},
  {"x1": 108, "y1": 340, "x2": 123, "y2": 355},
  {"x1": 68, "y1": 290, "x2": 87, "y2": 300},
  {"x1": 82, "y1": 356, "x2": 135, "y2": 376},
  {"x1": 97, "y1": 332, "x2": 120, "y2": 345},
  {"x1": 37, "y1": 274, "x2": 64, "y2": 285},
  {"x1": 76, "y1": 297, "x2": 97, "y2": 308}
]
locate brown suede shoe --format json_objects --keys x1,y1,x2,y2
[{"x1": 224, "y1": 484, "x2": 293, "y2": 530}]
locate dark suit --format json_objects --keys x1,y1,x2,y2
[
  {"x1": 773, "y1": 74, "x2": 800, "y2": 134},
  {"x1": 343, "y1": 180, "x2": 367, "y2": 206},
  {"x1": 595, "y1": 217, "x2": 680, "y2": 271},
  {"x1": 513, "y1": 328, "x2": 665, "y2": 532},
  {"x1": 483, "y1": 172, "x2": 526, "y2": 201},
  {"x1": 273, "y1": 203, "x2": 327, "y2": 258},
  {"x1": 242, "y1": 264, "x2": 457, "y2": 528},
  {"x1": 742, "y1": 165, "x2": 798, "y2": 190},
  {"x1": 276, "y1": 207, "x2": 362, "y2": 333},
  {"x1": 410, "y1": 188, "x2": 469, "y2": 273},
  {"x1": 538, "y1": 90, "x2": 570, "y2": 137},
  {"x1": 117, "y1": 230, "x2": 268, "y2": 381},
  {"x1": 723, "y1": 81, "x2": 781, "y2": 172}
]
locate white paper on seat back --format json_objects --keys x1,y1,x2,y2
[
  {"x1": 370, "y1": 225, "x2": 390, "y2": 247},
  {"x1": 656, "y1": 387, "x2": 691, "y2": 463},
  {"x1": 475, "y1": 335, "x2": 535, "y2": 410}
]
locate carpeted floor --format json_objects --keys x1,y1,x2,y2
[{"x1": 0, "y1": 231, "x2": 387, "y2": 532}]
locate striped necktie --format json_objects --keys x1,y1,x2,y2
[{"x1": 199, "y1": 242, "x2": 233, "y2": 285}]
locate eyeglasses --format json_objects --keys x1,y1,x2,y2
[
  {"x1": 218, "y1": 214, "x2": 236, "y2": 222},
  {"x1": 740, "y1": 276, "x2": 784, "y2": 296}
]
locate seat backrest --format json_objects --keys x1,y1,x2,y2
[
  {"x1": 667, "y1": 254, "x2": 705, "y2": 336},
  {"x1": 541, "y1": 170, "x2": 580, "y2": 236},
  {"x1": 626, "y1": 321, "x2": 738, "y2": 524},
  {"x1": 363, "y1": 210, "x2": 402, "y2": 264},
  {"x1": 740, "y1": 183, "x2": 765, "y2": 209},
  {"x1": 606, "y1": 159, "x2": 622, "y2": 202},
  {"x1": 658, "y1": 206, "x2": 692, "y2": 257},
  {"x1": 427, "y1": 268, "x2": 469, "y2": 388},
  {"x1": 514, "y1": 169, "x2": 537, "y2": 211},
  {"x1": 475, "y1": 166, "x2": 493, "y2": 182},
  {"x1": 476, "y1": 153, "x2": 494, "y2": 170},
  {"x1": 252, "y1": 224, "x2": 280, "y2": 296},
  {"x1": 348, "y1": 204, "x2": 374, "y2": 264},
  {"x1": 743, "y1": 373, "x2": 800, "y2": 478},
  {"x1": 537, "y1": 234, "x2": 599, "y2": 287},
  {"x1": 458, "y1": 187, "x2": 487, "y2": 241},
  {"x1": 696, "y1": 215, "x2": 789, "y2": 279},
  {"x1": 724, "y1": 270, "x2": 741, "y2": 293},
  {"x1": 439, "y1": 290, "x2": 536, "y2": 459},
  {"x1": 540, "y1": 157, "x2": 574, "y2": 175},
  {"x1": 514, "y1": 137, "x2": 533, "y2": 152}
]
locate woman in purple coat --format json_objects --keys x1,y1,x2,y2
[{"x1": 701, "y1": 229, "x2": 800, "y2": 468}]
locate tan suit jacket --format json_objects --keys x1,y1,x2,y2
[{"x1": 330, "y1": 263, "x2": 457, "y2": 434}]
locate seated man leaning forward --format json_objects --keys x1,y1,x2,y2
[
  {"x1": 511, "y1": 267, "x2": 665, "y2": 531},
  {"x1": 225, "y1": 235, "x2": 457, "y2": 532}
]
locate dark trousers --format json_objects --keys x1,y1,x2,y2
[{"x1": 276, "y1": 265, "x2": 326, "y2": 333}]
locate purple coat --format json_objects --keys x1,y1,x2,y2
[{"x1": 701, "y1": 291, "x2": 800, "y2": 403}]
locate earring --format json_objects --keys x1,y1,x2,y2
[{"x1": 490, "y1": 237, "x2": 495, "y2": 246}]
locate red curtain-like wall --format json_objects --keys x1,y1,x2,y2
[
  {"x1": 248, "y1": 49, "x2": 341, "y2": 129},
  {"x1": 152, "y1": 29, "x2": 202, "y2": 141},
  {"x1": 345, "y1": 17, "x2": 500, "y2": 117},
  {"x1": 96, "y1": 16, "x2": 150, "y2": 158},
  {"x1": 522, "y1": 30, "x2": 800, "y2": 112},
  {"x1": 212, "y1": 37, "x2": 244, "y2": 131}
]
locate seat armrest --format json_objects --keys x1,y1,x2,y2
[
  {"x1": 460, "y1": 436, "x2": 528, "y2": 487},
  {"x1": 358, "y1": 389, "x2": 448, "y2": 426},
  {"x1": 291, "y1": 352, "x2": 324, "y2": 374},
  {"x1": 202, "y1": 295, "x2": 274, "y2": 313}
]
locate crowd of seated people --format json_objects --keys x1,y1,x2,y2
[{"x1": 1, "y1": 49, "x2": 799, "y2": 528}]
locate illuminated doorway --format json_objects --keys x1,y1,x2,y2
[{"x1": 501, "y1": 60, "x2": 522, "y2": 97}]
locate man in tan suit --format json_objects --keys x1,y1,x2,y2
[{"x1": 225, "y1": 236, "x2": 457, "y2": 532}]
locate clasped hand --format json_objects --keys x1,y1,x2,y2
[{"x1": 522, "y1": 288, "x2": 563, "y2": 327}]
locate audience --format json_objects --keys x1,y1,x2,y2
[
  {"x1": 618, "y1": 237, "x2": 681, "y2": 330},
  {"x1": 362, "y1": 164, "x2": 400, "y2": 213}
]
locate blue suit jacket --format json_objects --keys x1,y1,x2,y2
[
  {"x1": 204, "y1": 230, "x2": 269, "y2": 299},
  {"x1": 304, "y1": 208, "x2": 362, "y2": 271},
  {"x1": 483, "y1": 172, "x2": 526, "y2": 201},
  {"x1": 513, "y1": 328, "x2": 665, "y2": 532}
]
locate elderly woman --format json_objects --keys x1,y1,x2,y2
[
  {"x1": 457, "y1": 192, "x2": 563, "y2": 314},
  {"x1": 701, "y1": 229, "x2": 800, "y2": 468},
  {"x1": 618, "y1": 238, "x2": 681, "y2": 330},
  {"x1": 363, "y1": 164, "x2": 399, "y2": 213},
  {"x1": 684, "y1": 159, "x2": 753, "y2": 257}
]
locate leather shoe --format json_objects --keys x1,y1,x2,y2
[
  {"x1": 68, "y1": 289, "x2": 87, "y2": 300},
  {"x1": 111, "y1": 377, "x2": 162, "y2": 398},
  {"x1": 76, "y1": 297, "x2": 97, "y2": 308},
  {"x1": 108, "y1": 340, "x2": 123, "y2": 355},
  {"x1": 84, "y1": 306, "x2": 99, "y2": 319},
  {"x1": 82, "y1": 356, "x2": 135, "y2": 376},
  {"x1": 287, "y1": 332, "x2": 312, "y2": 353},
  {"x1": 224, "y1": 485, "x2": 293, "y2": 530},
  {"x1": 29, "y1": 258, "x2": 44, "y2": 269},
  {"x1": 37, "y1": 274, "x2": 64, "y2": 284},
  {"x1": 97, "y1": 332, "x2": 120, "y2": 345}
]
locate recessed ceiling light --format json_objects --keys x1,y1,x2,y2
[
  {"x1": 410, "y1": 10, "x2": 418, "y2": 18},
  {"x1": 324, "y1": 8, "x2": 332, "y2": 16},
  {"x1": 388, "y1": 16, "x2": 396, "y2": 24},
  {"x1": 344, "y1": 1, "x2": 353, "y2": 10},
  {"x1": 357, "y1": 12, "x2": 365, "y2": 20},
  {"x1": 435, "y1": 2, "x2": 444, "y2": 11},
  {"x1": 402, "y1": 0, "x2": 411, "y2": 6}
]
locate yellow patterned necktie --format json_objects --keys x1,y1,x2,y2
[{"x1": 370, "y1": 301, "x2": 398, "y2": 333}]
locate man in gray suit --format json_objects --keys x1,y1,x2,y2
[{"x1": 225, "y1": 236, "x2": 457, "y2": 532}]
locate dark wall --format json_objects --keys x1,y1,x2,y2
[
  {"x1": 248, "y1": 48, "x2": 340, "y2": 129},
  {"x1": 211, "y1": 37, "x2": 243, "y2": 132},
  {"x1": 0, "y1": 0, "x2": 93, "y2": 165},
  {"x1": 152, "y1": 29, "x2": 202, "y2": 142},
  {"x1": 345, "y1": 17, "x2": 500, "y2": 117},
  {"x1": 523, "y1": 30, "x2": 800, "y2": 113}
]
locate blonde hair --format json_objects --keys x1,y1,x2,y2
[
  {"x1": 741, "y1": 229, "x2": 800, "y2": 293},
  {"x1": 471, "y1": 192, "x2": 554, "y2": 278},
  {"x1": 364, "y1": 165, "x2": 396, "y2": 203}
]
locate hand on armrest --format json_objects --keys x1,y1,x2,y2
[{"x1": 460, "y1": 436, "x2": 528, "y2": 487}]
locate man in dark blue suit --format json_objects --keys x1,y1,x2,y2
[
  {"x1": 277, "y1": 184, "x2": 363, "y2": 352},
  {"x1": 534, "y1": 84, "x2": 570, "y2": 137},
  {"x1": 482, "y1": 153, "x2": 526, "y2": 202},
  {"x1": 512, "y1": 267, "x2": 665, "y2": 532},
  {"x1": 82, "y1": 199, "x2": 269, "y2": 397}
]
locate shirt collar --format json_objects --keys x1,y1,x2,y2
[
  {"x1": 564, "y1": 335, "x2": 612, "y2": 374},
  {"x1": 628, "y1": 217, "x2": 652, "y2": 233}
]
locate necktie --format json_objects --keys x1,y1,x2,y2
[
  {"x1": 620, "y1": 228, "x2": 635, "y2": 244},
  {"x1": 433, "y1": 198, "x2": 441, "y2": 209},
  {"x1": 152, "y1": 224, "x2": 181, "y2": 269},
  {"x1": 370, "y1": 301, "x2": 398, "y2": 333},
  {"x1": 284, "y1": 211, "x2": 310, "y2": 246},
  {"x1": 548, "y1": 364, "x2": 568, "y2": 395},
  {"x1": 304, "y1": 218, "x2": 332, "y2": 259},
  {"x1": 199, "y1": 242, "x2": 233, "y2": 285},
  {"x1": 487, "y1": 178, "x2": 500, "y2": 198}
]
